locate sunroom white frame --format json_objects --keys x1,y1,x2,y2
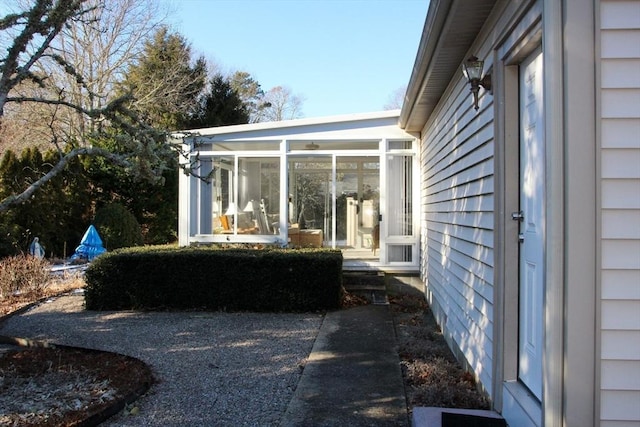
[{"x1": 173, "y1": 111, "x2": 420, "y2": 271}]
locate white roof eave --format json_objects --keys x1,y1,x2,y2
[
  {"x1": 399, "y1": 0, "x2": 497, "y2": 133},
  {"x1": 174, "y1": 110, "x2": 402, "y2": 139}
]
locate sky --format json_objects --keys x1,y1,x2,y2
[{"x1": 166, "y1": 0, "x2": 429, "y2": 119}]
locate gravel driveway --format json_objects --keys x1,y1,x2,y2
[{"x1": 0, "y1": 292, "x2": 324, "y2": 426}]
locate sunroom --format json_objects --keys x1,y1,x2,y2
[{"x1": 173, "y1": 110, "x2": 419, "y2": 271}]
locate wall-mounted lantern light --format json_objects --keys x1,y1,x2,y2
[{"x1": 462, "y1": 56, "x2": 492, "y2": 111}]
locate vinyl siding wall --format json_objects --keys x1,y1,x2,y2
[
  {"x1": 600, "y1": 1, "x2": 640, "y2": 425},
  {"x1": 420, "y1": 74, "x2": 495, "y2": 395}
]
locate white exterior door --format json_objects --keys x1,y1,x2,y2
[{"x1": 518, "y1": 49, "x2": 544, "y2": 400}]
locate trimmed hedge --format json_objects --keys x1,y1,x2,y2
[{"x1": 84, "y1": 246, "x2": 343, "y2": 312}]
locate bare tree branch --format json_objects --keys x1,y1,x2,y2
[
  {"x1": 0, "y1": 1, "x2": 184, "y2": 214},
  {"x1": 0, "y1": 0, "x2": 90, "y2": 117},
  {"x1": 259, "y1": 86, "x2": 304, "y2": 122}
]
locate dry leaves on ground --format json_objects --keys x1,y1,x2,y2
[
  {"x1": 0, "y1": 346, "x2": 153, "y2": 426},
  {"x1": 0, "y1": 271, "x2": 154, "y2": 426},
  {"x1": 389, "y1": 292, "x2": 489, "y2": 410}
]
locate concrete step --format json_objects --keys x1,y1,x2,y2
[
  {"x1": 343, "y1": 272, "x2": 388, "y2": 305},
  {"x1": 342, "y1": 272, "x2": 385, "y2": 288},
  {"x1": 412, "y1": 407, "x2": 506, "y2": 427}
]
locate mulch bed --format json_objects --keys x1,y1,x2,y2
[
  {"x1": 0, "y1": 345, "x2": 153, "y2": 426},
  {"x1": 389, "y1": 293, "x2": 489, "y2": 410}
]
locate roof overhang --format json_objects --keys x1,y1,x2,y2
[
  {"x1": 170, "y1": 110, "x2": 415, "y2": 144},
  {"x1": 176, "y1": 110, "x2": 400, "y2": 137},
  {"x1": 399, "y1": 0, "x2": 497, "y2": 133}
]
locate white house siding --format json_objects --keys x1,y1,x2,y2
[
  {"x1": 600, "y1": 1, "x2": 640, "y2": 425},
  {"x1": 420, "y1": 78, "x2": 495, "y2": 395}
]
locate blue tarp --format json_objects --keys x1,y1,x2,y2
[{"x1": 72, "y1": 225, "x2": 106, "y2": 261}]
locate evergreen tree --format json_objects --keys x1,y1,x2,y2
[
  {"x1": 41, "y1": 149, "x2": 93, "y2": 257},
  {"x1": 98, "y1": 26, "x2": 206, "y2": 245},
  {"x1": 0, "y1": 151, "x2": 23, "y2": 256},
  {"x1": 0, "y1": 147, "x2": 92, "y2": 257},
  {"x1": 84, "y1": 135, "x2": 178, "y2": 245},
  {"x1": 120, "y1": 26, "x2": 207, "y2": 130},
  {"x1": 229, "y1": 71, "x2": 268, "y2": 123},
  {"x1": 188, "y1": 74, "x2": 249, "y2": 128}
]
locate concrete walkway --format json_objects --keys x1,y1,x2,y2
[{"x1": 281, "y1": 304, "x2": 409, "y2": 426}]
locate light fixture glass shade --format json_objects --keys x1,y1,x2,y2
[
  {"x1": 243, "y1": 200, "x2": 255, "y2": 212},
  {"x1": 224, "y1": 202, "x2": 237, "y2": 216},
  {"x1": 462, "y1": 56, "x2": 484, "y2": 81}
]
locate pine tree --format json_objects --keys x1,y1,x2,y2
[
  {"x1": 0, "y1": 147, "x2": 92, "y2": 257},
  {"x1": 229, "y1": 71, "x2": 268, "y2": 123},
  {"x1": 119, "y1": 26, "x2": 207, "y2": 130},
  {"x1": 0, "y1": 151, "x2": 22, "y2": 256},
  {"x1": 188, "y1": 74, "x2": 249, "y2": 128}
]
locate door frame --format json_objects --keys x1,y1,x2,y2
[
  {"x1": 493, "y1": 1, "x2": 597, "y2": 425},
  {"x1": 492, "y1": 3, "x2": 553, "y2": 425},
  {"x1": 380, "y1": 140, "x2": 420, "y2": 268}
]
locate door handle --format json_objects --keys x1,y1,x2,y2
[
  {"x1": 518, "y1": 233, "x2": 525, "y2": 243},
  {"x1": 511, "y1": 210, "x2": 524, "y2": 222}
]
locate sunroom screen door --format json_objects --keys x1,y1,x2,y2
[
  {"x1": 385, "y1": 153, "x2": 414, "y2": 263},
  {"x1": 336, "y1": 156, "x2": 380, "y2": 253},
  {"x1": 289, "y1": 156, "x2": 332, "y2": 244}
]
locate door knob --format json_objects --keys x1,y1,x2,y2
[{"x1": 511, "y1": 211, "x2": 524, "y2": 222}]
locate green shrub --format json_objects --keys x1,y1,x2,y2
[
  {"x1": 0, "y1": 222, "x2": 24, "y2": 258},
  {"x1": 85, "y1": 246, "x2": 343, "y2": 312},
  {"x1": 0, "y1": 254, "x2": 51, "y2": 300},
  {"x1": 94, "y1": 203, "x2": 143, "y2": 250}
]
